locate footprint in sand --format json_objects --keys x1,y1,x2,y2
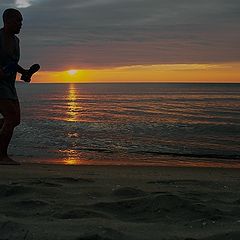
[
  {"x1": 76, "y1": 227, "x2": 126, "y2": 240},
  {"x1": 13, "y1": 179, "x2": 63, "y2": 188},
  {"x1": 0, "y1": 220, "x2": 29, "y2": 239},
  {"x1": 0, "y1": 184, "x2": 31, "y2": 197},
  {"x1": 53, "y1": 208, "x2": 109, "y2": 220},
  {"x1": 112, "y1": 187, "x2": 147, "y2": 198},
  {"x1": 48, "y1": 177, "x2": 95, "y2": 184},
  {"x1": 14, "y1": 199, "x2": 49, "y2": 208}
]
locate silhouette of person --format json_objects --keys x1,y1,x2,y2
[{"x1": 0, "y1": 8, "x2": 39, "y2": 165}]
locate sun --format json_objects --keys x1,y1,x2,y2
[{"x1": 67, "y1": 69, "x2": 78, "y2": 75}]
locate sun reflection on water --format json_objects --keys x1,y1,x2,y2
[
  {"x1": 66, "y1": 84, "x2": 80, "y2": 122},
  {"x1": 64, "y1": 151, "x2": 79, "y2": 165},
  {"x1": 62, "y1": 84, "x2": 81, "y2": 164},
  {"x1": 58, "y1": 149, "x2": 81, "y2": 165}
]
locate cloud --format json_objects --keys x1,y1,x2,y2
[
  {"x1": 116, "y1": 63, "x2": 232, "y2": 71},
  {"x1": 2, "y1": 0, "x2": 238, "y2": 70},
  {"x1": 15, "y1": 0, "x2": 32, "y2": 8}
]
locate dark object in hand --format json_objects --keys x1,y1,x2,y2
[{"x1": 21, "y1": 64, "x2": 40, "y2": 82}]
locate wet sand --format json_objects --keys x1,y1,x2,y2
[{"x1": 0, "y1": 164, "x2": 240, "y2": 240}]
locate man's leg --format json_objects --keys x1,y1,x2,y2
[
  {"x1": 0, "y1": 99, "x2": 20, "y2": 165},
  {"x1": 0, "y1": 118, "x2": 4, "y2": 130},
  {"x1": 1, "y1": 125, "x2": 14, "y2": 157},
  {"x1": 0, "y1": 117, "x2": 5, "y2": 152}
]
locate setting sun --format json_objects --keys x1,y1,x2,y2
[
  {"x1": 67, "y1": 69, "x2": 78, "y2": 75},
  {"x1": 32, "y1": 63, "x2": 240, "y2": 83}
]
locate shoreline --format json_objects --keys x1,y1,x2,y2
[{"x1": 14, "y1": 155, "x2": 240, "y2": 169}]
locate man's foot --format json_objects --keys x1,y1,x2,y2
[{"x1": 0, "y1": 156, "x2": 20, "y2": 165}]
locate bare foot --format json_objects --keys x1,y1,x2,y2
[{"x1": 0, "y1": 156, "x2": 20, "y2": 165}]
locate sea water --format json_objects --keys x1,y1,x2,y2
[{"x1": 10, "y1": 83, "x2": 240, "y2": 167}]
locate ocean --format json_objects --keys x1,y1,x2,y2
[{"x1": 10, "y1": 83, "x2": 240, "y2": 168}]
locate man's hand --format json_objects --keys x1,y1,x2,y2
[
  {"x1": 21, "y1": 64, "x2": 40, "y2": 82},
  {"x1": 20, "y1": 70, "x2": 31, "y2": 82}
]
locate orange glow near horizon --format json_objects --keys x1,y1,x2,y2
[{"x1": 30, "y1": 62, "x2": 240, "y2": 83}]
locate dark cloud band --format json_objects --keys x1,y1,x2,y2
[{"x1": 1, "y1": 0, "x2": 239, "y2": 70}]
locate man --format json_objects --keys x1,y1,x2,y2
[{"x1": 0, "y1": 9, "x2": 38, "y2": 165}]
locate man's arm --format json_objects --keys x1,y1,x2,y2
[
  {"x1": 17, "y1": 64, "x2": 28, "y2": 75},
  {"x1": 0, "y1": 64, "x2": 25, "y2": 80},
  {"x1": 0, "y1": 67, "x2": 4, "y2": 79}
]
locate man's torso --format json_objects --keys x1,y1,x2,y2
[{"x1": 0, "y1": 28, "x2": 20, "y2": 100}]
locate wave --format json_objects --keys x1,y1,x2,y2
[
  {"x1": 73, "y1": 147, "x2": 240, "y2": 160},
  {"x1": 129, "y1": 150, "x2": 240, "y2": 160}
]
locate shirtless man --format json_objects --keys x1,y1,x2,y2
[{"x1": 0, "y1": 9, "x2": 37, "y2": 165}]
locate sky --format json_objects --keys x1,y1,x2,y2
[{"x1": 1, "y1": 0, "x2": 240, "y2": 82}]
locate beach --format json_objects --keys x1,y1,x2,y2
[{"x1": 0, "y1": 163, "x2": 240, "y2": 240}]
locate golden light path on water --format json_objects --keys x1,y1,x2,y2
[
  {"x1": 66, "y1": 83, "x2": 79, "y2": 122},
  {"x1": 62, "y1": 149, "x2": 80, "y2": 165},
  {"x1": 61, "y1": 84, "x2": 83, "y2": 165}
]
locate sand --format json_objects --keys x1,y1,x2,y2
[{"x1": 0, "y1": 163, "x2": 240, "y2": 240}]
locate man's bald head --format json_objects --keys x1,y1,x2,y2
[
  {"x1": 3, "y1": 9, "x2": 21, "y2": 23},
  {"x1": 2, "y1": 8, "x2": 23, "y2": 35}
]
